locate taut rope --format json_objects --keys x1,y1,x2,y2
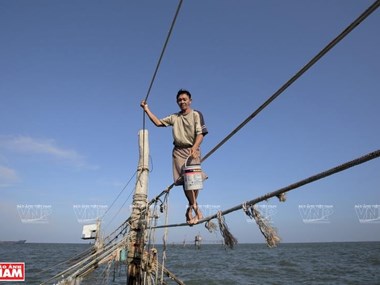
[{"x1": 154, "y1": 149, "x2": 380, "y2": 229}]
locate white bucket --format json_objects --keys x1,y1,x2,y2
[{"x1": 183, "y1": 157, "x2": 203, "y2": 191}]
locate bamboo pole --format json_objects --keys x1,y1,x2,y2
[{"x1": 127, "y1": 129, "x2": 150, "y2": 284}]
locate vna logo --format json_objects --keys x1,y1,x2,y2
[
  {"x1": 355, "y1": 204, "x2": 380, "y2": 223},
  {"x1": 298, "y1": 204, "x2": 334, "y2": 223},
  {"x1": 0, "y1": 263, "x2": 25, "y2": 281}
]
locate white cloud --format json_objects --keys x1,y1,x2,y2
[
  {"x1": 0, "y1": 135, "x2": 98, "y2": 170},
  {"x1": 0, "y1": 165, "x2": 19, "y2": 188}
]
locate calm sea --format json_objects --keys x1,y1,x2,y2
[{"x1": 0, "y1": 242, "x2": 379, "y2": 285}]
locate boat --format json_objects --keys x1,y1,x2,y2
[
  {"x1": 39, "y1": 1, "x2": 380, "y2": 284},
  {"x1": 0, "y1": 240, "x2": 26, "y2": 244}
]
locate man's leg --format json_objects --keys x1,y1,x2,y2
[
  {"x1": 184, "y1": 189, "x2": 203, "y2": 224},
  {"x1": 192, "y1": 190, "x2": 203, "y2": 221},
  {"x1": 184, "y1": 188, "x2": 195, "y2": 224}
]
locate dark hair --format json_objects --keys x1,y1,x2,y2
[{"x1": 176, "y1": 89, "x2": 192, "y2": 100}]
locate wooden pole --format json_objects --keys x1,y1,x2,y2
[{"x1": 127, "y1": 129, "x2": 149, "y2": 284}]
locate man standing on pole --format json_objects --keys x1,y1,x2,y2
[{"x1": 141, "y1": 89, "x2": 208, "y2": 225}]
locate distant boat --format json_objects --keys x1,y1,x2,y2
[{"x1": 0, "y1": 240, "x2": 26, "y2": 244}]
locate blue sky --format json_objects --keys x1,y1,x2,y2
[{"x1": 0, "y1": 0, "x2": 379, "y2": 244}]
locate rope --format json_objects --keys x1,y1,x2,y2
[
  {"x1": 140, "y1": 0, "x2": 183, "y2": 198},
  {"x1": 144, "y1": 201, "x2": 159, "y2": 285},
  {"x1": 141, "y1": 0, "x2": 380, "y2": 209},
  {"x1": 41, "y1": 224, "x2": 132, "y2": 284},
  {"x1": 147, "y1": 200, "x2": 159, "y2": 251},
  {"x1": 102, "y1": 169, "x2": 150, "y2": 248},
  {"x1": 160, "y1": 192, "x2": 170, "y2": 285},
  {"x1": 102, "y1": 170, "x2": 137, "y2": 232},
  {"x1": 39, "y1": 170, "x2": 138, "y2": 281},
  {"x1": 143, "y1": 0, "x2": 183, "y2": 129},
  {"x1": 35, "y1": 245, "x2": 95, "y2": 277},
  {"x1": 201, "y1": 0, "x2": 380, "y2": 162},
  {"x1": 216, "y1": 211, "x2": 238, "y2": 249},
  {"x1": 43, "y1": 1, "x2": 379, "y2": 283},
  {"x1": 244, "y1": 204, "x2": 281, "y2": 248},
  {"x1": 153, "y1": 149, "x2": 380, "y2": 229},
  {"x1": 143, "y1": 0, "x2": 183, "y2": 103}
]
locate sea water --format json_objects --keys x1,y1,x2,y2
[{"x1": 0, "y1": 242, "x2": 379, "y2": 285}]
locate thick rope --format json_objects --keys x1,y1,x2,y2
[
  {"x1": 153, "y1": 149, "x2": 380, "y2": 229},
  {"x1": 201, "y1": 0, "x2": 380, "y2": 162},
  {"x1": 139, "y1": 2, "x2": 184, "y2": 239},
  {"x1": 143, "y1": 0, "x2": 183, "y2": 104},
  {"x1": 44, "y1": 1, "x2": 380, "y2": 283},
  {"x1": 142, "y1": 0, "x2": 380, "y2": 210},
  {"x1": 143, "y1": 0, "x2": 184, "y2": 130}
]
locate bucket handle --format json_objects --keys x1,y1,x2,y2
[
  {"x1": 184, "y1": 155, "x2": 192, "y2": 168},
  {"x1": 185, "y1": 154, "x2": 200, "y2": 167}
]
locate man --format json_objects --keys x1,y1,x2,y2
[{"x1": 140, "y1": 89, "x2": 208, "y2": 225}]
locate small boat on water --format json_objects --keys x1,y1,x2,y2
[{"x1": 0, "y1": 240, "x2": 26, "y2": 244}]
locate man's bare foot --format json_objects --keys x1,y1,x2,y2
[
  {"x1": 190, "y1": 217, "x2": 198, "y2": 225},
  {"x1": 194, "y1": 204, "x2": 203, "y2": 221},
  {"x1": 186, "y1": 206, "x2": 194, "y2": 225}
]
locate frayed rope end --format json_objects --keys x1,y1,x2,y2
[
  {"x1": 217, "y1": 211, "x2": 238, "y2": 249},
  {"x1": 243, "y1": 203, "x2": 281, "y2": 248},
  {"x1": 205, "y1": 220, "x2": 217, "y2": 233},
  {"x1": 276, "y1": 193, "x2": 286, "y2": 202}
]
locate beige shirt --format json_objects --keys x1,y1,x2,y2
[{"x1": 160, "y1": 110, "x2": 205, "y2": 147}]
